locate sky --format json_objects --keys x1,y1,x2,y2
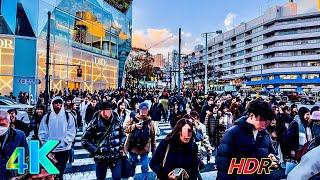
[{"x1": 131, "y1": 0, "x2": 290, "y2": 56}]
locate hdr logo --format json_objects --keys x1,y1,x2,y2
[
  {"x1": 0, "y1": 38, "x2": 14, "y2": 49},
  {"x1": 228, "y1": 158, "x2": 273, "y2": 174}
]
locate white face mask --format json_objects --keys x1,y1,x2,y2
[{"x1": 0, "y1": 126, "x2": 9, "y2": 136}]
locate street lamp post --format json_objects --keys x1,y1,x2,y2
[
  {"x1": 44, "y1": 11, "x2": 51, "y2": 109},
  {"x1": 178, "y1": 28, "x2": 181, "y2": 96},
  {"x1": 260, "y1": 64, "x2": 263, "y2": 89},
  {"x1": 201, "y1": 30, "x2": 222, "y2": 95}
]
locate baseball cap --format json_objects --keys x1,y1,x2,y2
[{"x1": 139, "y1": 102, "x2": 149, "y2": 110}]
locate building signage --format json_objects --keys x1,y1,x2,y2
[
  {"x1": 94, "y1": 57, "x2": 108, "y2": 66},
  {"x1": 94, "y1": 56, "x2": 116, "y2": 67},
  {"x1": 0, "y1": 38, "x2": 14, "y2": 49},
  {"x1": 19, "y1": 78, "x2": 41, "y2": 85}
]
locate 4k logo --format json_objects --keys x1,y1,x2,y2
[{"x1": 6, "y1": 140, "x2": 59, "y2": 174}]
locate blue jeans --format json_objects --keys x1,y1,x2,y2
[
  {"x1": 129, "y1": 152, "x2": 149, "y2": 180},
  {"x1": 96, "y1": 160, "x2": 121, "y2": 180}
]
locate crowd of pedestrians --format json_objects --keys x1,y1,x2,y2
[{"x1": 0, "y1": 87, "x2": 320, "y2": 179}]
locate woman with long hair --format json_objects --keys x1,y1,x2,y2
[
  {"x1": 115, "y1": 100, "x2": 131, "y2": 125},
  {"x1": 31, "y1": 104, "x2": 46, "y2": 140},
  {"x1": 169, "y1": 102, "x2": 185, "y2": 129},
  {"x1": 150, "y1": 119, "x2": 200, "y2": 180}
]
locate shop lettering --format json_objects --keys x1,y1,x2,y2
[
  {"x1": 0, "y1": 39, "x2": 13, "y2": 49},
  {"x1": 94, "y1": 57, "x2": 108, "y2": 66},
  {"x1": 228, "y1": 158, "x2": 272, "y2": 174}
]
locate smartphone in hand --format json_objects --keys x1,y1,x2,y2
[{"x1": 173, "y1": 168, "x2": 183, "y2": 177}]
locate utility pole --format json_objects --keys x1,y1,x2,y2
[
  {"x1": 178, "y1": 28, "x2": 181, "y2": 96},
  {"x1": 261, "y1": 64, "x2": 263, "y2": 89},
  {"x1": 201, "y1": 30, "x2": 222, "y2": 95},
  {"x1": 204, "y1": 32, "x2": 208, "y2": 95},
  {"x1": 45, "y1": 11, "x2": 51, "y2": 108}
]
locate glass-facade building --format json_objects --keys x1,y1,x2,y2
[{"x1": 0, "y1": 0, "x2": 132, "y2": 97}]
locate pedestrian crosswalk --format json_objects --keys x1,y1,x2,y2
[{"x1": 63, "y1": 122, "x2": 217, "y2": 180}]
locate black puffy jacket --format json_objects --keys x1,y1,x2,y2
[
  {"x1": 216, "y1": 116, "x2": 275, "y2": 180},
  {"x1": 81, "y1": 111, "x2": 126, "y2": 163}
]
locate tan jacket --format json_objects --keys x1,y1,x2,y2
[{"x1": 124, "y1": 115, "x2": 156, "y2": 154}]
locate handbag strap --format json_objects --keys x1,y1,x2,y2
[
  {"x1": 162, "y1": 143, "x2": 170, "y2": 168},
  {"x1": 96, "y1": 125, "x2": 112, "y2": 147}
]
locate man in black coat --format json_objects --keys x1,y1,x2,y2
[
  {"x1": 81, "y1": 102, "x2": 126, "y2": 180},
  {"x1": 84, "y1": 98, "x2": 99, "y2": 125},
  {"x1": 216, "y1": 100, "x2": 276, "y2": 180}
]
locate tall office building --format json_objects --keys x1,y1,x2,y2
[{"x1": 152, "y1": 54, "x2": 165, "y2": 68}]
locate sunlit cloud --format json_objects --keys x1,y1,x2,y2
[
  {"x1": 132, "y1": 28, "x2": 197, "y2": 56},
  {"x1": 224, "y1": 12, "x2": 237, "y2": 31}
]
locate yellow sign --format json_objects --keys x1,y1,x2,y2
[
  {"x1": 318, "y1": 0, "x2": 320, "y2": 11},
  {"x1": 0, "y1": 38, "x2": 13, "y2": 49}
]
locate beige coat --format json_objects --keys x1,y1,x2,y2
[{"x1": 124, "y1": 115, "x2": 156, "y2": 155}]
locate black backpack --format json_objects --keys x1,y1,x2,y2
[{"x1": 129, "y1": 118, "x2": 151, "y2": 149}]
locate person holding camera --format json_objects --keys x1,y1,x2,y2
[
  {"x1": 150, "y1": 119, "x2": 199, "y2": 180},
  {"x1": 81, "y1": 101, "x2": 126, "y2": 180},
  {"x1": 124, "y1": 102, "x2": 156, "y2": 180}
]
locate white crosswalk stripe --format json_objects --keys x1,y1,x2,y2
[{"x1": 64, "y1": 122, "x2": 217, "y2": 180}]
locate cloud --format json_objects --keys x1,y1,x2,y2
[
  {"x1": 132, "y1": 28, "x2": 197, "y2": 57},
  {"x1": 224, "y1": 12, "x2": 237, "y2": 30},
  {"x1": 297, "y1": 0, "x2": 319, "y2": 14}
]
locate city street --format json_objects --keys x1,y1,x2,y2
[
  {"x1": 61, "y1": 102, "x2": 320, "y2": 180},
  {"x1": 63, "y1": 122, "x2": 217, "y2": 180},
  {"x1": 1, "y1": 0, "x2": 320, "y2": 179}
]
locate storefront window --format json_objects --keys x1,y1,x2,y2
[
  {"x1": 0, "y1": 36, "x2": 14, "y2": 95},
  {"x1": 36, "y1": 0, "x2": 129, "y2": 93},
  {"x1": 279, "y1": 74, "x2": 298, "y2": 79},
  {"x1": 251, "y1": 77, "x2": 262, "y2": 81},
  {"x1": 302, "y1": 74, "x2": 320, "y2": 79}
]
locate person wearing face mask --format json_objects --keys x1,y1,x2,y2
[
  {"x1": 0, "y1": 110, "x2": 29, "y2": 179},
  {"x1": 31, "y1": 104, "x2": 46, "y2": 140},
  {"x1": 82, "y1": 101, "x2": 126, "y2": 180},
  {"x1": 284, "y1": 107, "x2": 313, "y2": 160},
  {"x1": 150, "y1": 119, "x2": 200, "y2": 180},
  {"x1": 124, "y1": 102, "x2": 156, "y2": 180},
  {"x1": 216, "y1": 100, "x2": 276, "y2": 180},
  {"x1": 200, "y1": 96, "x2": 215, "y2": 124},
  {"x1": 38, "y1": 97, "x2": 76, "y2": 180}
]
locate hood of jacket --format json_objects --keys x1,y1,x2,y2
[{"x1": 50, "y1": 96, "x2": 65, "y2": 116}]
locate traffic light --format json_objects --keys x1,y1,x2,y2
[{"x1": 77, "y1": 68, "x2": 82, "y2": 77}]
